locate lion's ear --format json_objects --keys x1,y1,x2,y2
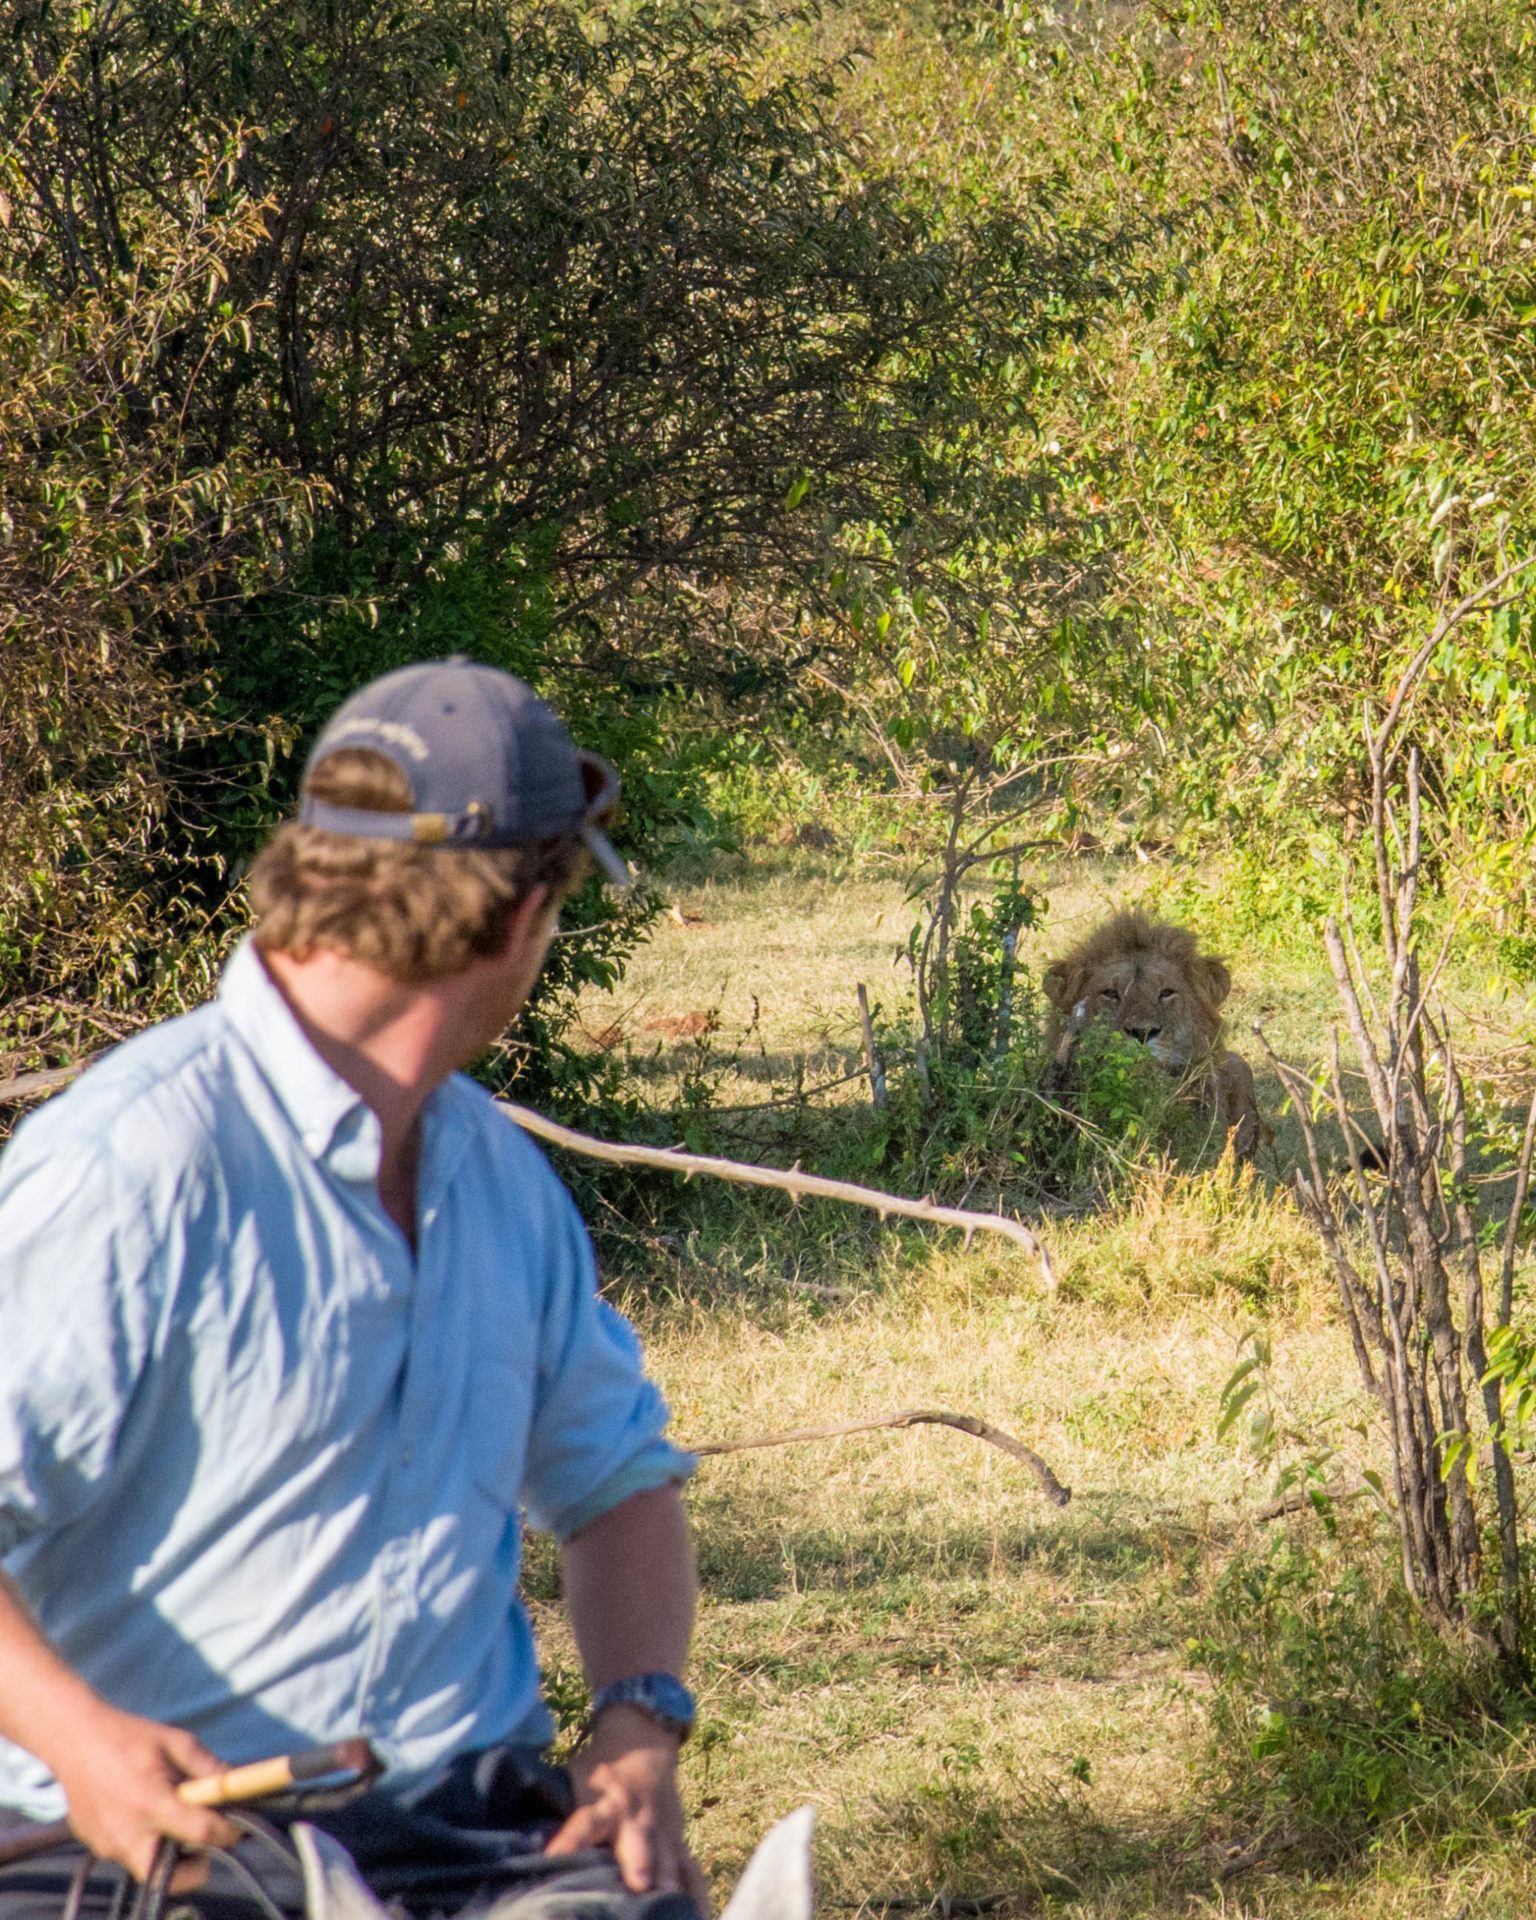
[
  {"x1": 1042, "y1": 960, "x2": 1078, "y2": 1011},
  {"x1": 1195, "y1": 955, "x2": 1233, "y2": 1007}
]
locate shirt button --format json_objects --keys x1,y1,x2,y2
[{"x1": 400, "y1": 1448, "x2": 414, "y2": 1467}]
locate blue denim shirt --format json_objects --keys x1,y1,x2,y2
[{"x1": 0, "y1": 941, "x2": 692, "y2": 1817}]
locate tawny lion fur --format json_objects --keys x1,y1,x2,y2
[{"x1": 1042, "y1": 909, "x2": 1260, "y2": 1160}]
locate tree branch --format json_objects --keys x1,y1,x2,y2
[
  {"x1": 688, "y1": 1407, "x2": 1071, "y2": 1507},
  {"x1": 499, "y1": 1101, "x2": 1058, "y2": 1288},
  {"x1": 0, "y1": 1063, "x2": 87, "y2": 1104},
  {"x1": 0, "y1": 1059, "x2": 1057, "y2": 1290},
  {"x1": 1372, "y1": 555, "x2": 1536, "y2": 771}
]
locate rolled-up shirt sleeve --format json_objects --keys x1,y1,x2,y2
[
  {"x1": 519, "y1": 1186, "x2": 693, "y2": 1541},
  {"x1": 0, "y1": 1139, "x2": 157, "y2": 1555}
]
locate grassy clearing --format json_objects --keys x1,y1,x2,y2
[
  {"x1": 527, "y1": 848, "x2": 1536, "y2": 1913},
  {"x1": 582, "y1": 844, "x2": 1536, "y2": 1172},
  {"x1": 533, "y1": 1279, "x2": 1348, "y2": 1911}
]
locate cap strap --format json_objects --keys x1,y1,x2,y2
[{"x1": 300, "y1": 799, "x2": 495, "y2": 846}]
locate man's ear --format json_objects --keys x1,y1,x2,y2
[
  {"x1": 500, "y1": 884, "x2": 555, "y2": 957},
  {"x1": 1042, "y1": 960, "x2": 1078, "y2": 1012},
  {"x1": 1195, "y1": 955, "x2": 1233, "y2": 1008}
]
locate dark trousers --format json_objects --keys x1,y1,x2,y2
[{"x1": 0, "y1": 1750, "x2": 700, "y2": 1920}]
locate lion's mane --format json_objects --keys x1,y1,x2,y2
[{"x1": 1042, "y1": 909, "x2": 1232, "y2": 1052}]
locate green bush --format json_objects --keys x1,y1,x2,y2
[
  {"x1": 709, "y1": 871, "x2": 1229, "y2": 1209},
  {"x1": 0, "y1": 0, "x2": 1116, "y2": 1081},
  {"x1": 1195, "y1": 1528, "x2": 1536, "y2": 1851},
  {"x1": 862, "y1": 1007, "x2": 1210, "y2": 1207},
  {"x1": 1024, "y1": 0, "x2": 1536, "y2": 898},
  {"x1": 754, "y1": 0, "x2": 1536, "y2": 914},
  {"x1": 0, "y1": 141, "x2": 314, "y2": 1052}
]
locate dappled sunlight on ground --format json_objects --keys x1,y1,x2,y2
[{"x1": 553, "y1": 850, "x2": 1536, "y2": 1917}]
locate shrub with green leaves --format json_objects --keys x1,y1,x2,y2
[
  {"x1": 1020, "y1": 0, "x2": 1536, "y2": 895},
  {"x1": 0, "y1": 142, "x2": 315, "y2": 1055},
  {"x1": 1195, "y1": 1530, "x2": 1532, "y2": 1850},
  {"x1": 850, "y1": 873, "x2": 1223, "y2": 1207},
  {"x1": 0, "y1": 0, "x2": 1117, "y2": 1086},
  {"x1": 760, "y1": 0, "x2": 1536, "y2": 914}
]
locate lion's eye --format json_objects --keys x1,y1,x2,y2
[
  {"x1": 1100, "y1": 987, "x2": 1121, "y2": 1005},
  {"x1": 1159, "y1": 988, "x2": 1179, "y2": 1003}
]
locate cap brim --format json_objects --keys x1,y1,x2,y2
[
  {"x1": 578, "y1": 750, "x2": 621, "y2": 823},
  {"x1": 584, "y1": 825, "x2": 633, "y2": 889}
]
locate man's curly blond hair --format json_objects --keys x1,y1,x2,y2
[{"x1": 248, "y1": 748, "x2": 588, "y2": 983}]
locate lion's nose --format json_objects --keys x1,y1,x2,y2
[{"x1": 1125, "y1": 1024, "x2": 1162, "y2": 1044}]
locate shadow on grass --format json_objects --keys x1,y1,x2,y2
[
  {"x1": 688, "y1": 1501, "x2": 1202, "y2": 1606},
  {"x1": 772, "y1": 1745, "x2": 1536, "y2": 1919},
  {"x1": 812, "y1": 1790, "x2": 1399, "y2": 1920}
]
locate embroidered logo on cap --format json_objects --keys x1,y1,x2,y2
[{"x1": 329, "y1": 716, "x2": 431, "y2": 762}]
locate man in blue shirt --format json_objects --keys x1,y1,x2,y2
[{"x1": 0, "y1": 661, "x2": 702, "y2": 1920}]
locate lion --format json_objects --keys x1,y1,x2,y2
[{"x1": 1041, "y1": 910, "x2": 1260, "y2": 1160}]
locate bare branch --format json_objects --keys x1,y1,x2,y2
[
  {"x1": 688, "y1": 1407, "x2": 1071, "y2": 1507},
  {"x1": 1254, "y1": 1024, "x2": 1385, "y2": 1395},
  {"x1": 1500, "y1": 1087, "x2": 1536, "y2": 1328},
  {"x1": 499, "y1": 1101, "x2": 1057, "y2": 1288},
  {"x1": 856, "y1": 983, "x2": 888, "y2": 1111},
  {"x1": 1326, "y1": 1034, "x2": 1393, "y2": 1367},
  {"x1": 1372, "y1": 554, "x2": 1536, "y2": 771},
  {"x1": 1323, "y1": 919, "x2": 1395, "y2": 1135},
  {"x1": 0, "y1": 1063, "x2": 85, "y2": 1104},
  {"x1": 2, "y1": 1053, "x2": 1058, "y2": 1287}
]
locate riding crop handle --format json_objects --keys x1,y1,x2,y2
[
  {"x1": 176, "y1": 1739, "x2": 378, "y2": 1808},
  {"x1": 0, "y1": 1739, "x2": 380, "y2": 1867}
]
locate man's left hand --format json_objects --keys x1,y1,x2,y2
[{"x1": 546, "y1": 1706, "x2": 706, "y2": 1909}]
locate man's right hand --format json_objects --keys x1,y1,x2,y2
[{"x1": 48, "y1": 1702, "x2": 241, "y2": 1884}]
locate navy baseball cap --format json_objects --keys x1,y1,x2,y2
[{"x1": 299, "y1": 657, "x2": 632, "y2": 888}]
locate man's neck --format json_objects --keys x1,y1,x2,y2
[
  {"x1": 258, "y1": 946, "x2": 471, "y2": 1245},
  {"x1": 252, "y1": 892, "x2": 556, "y2": 1245}
]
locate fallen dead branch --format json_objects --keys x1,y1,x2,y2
[
  {"x1": 501, "y1": 1101, "x2": 1057, "y2": 1288},
  {"x1": 686, "y1": 1408, "x2": 1071, "y2": 1507},
  {"x1": 0, "y1": 1063, "x2": 85, "y2": 1104}
]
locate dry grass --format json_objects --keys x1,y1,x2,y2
[
  {"x1": 533, "y1": 1286, "x2": 1346, "y2": 1908},
  {"x1": 540, "y1": 849, "x2": 1536, "y2": 1917}
]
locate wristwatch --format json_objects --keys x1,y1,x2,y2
[{"x1": 588, "y1": 1671, "x2": 697, "y2": 1744}]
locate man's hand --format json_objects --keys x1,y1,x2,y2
[
  {"x1": 47, "y1": 1701, "x2": 241, "y2": 1885},
  {"x1": 546, "y1": 1706, "x2": 706, "y2": 1909},
  {"x1": 555, "y1": 1489, "x2": 700, "y2": 1902}
]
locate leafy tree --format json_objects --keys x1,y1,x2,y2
[
  {"x1": 7, "y1": 0, "x2": 1113, "y2": 620},
  {"x1": 0, "y1": 134, "x2": 314, "y2": 1054},
  {"x1": 757, "y1": 0, "x2": 1536, "y2": 917},
  {"x1": 0, "y1": 0, "x2": 1116, "y2": 1084},
  {"x1": 1007, "y1": 0, "x2": 1536, "y2": 892}
]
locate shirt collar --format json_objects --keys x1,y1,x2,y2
[
  {"x1": 218, "y1": 940, "x2": 474, "y2": 1191},
  {"x1": 219, "y1": 938, "x2": 380, "y2": 1176}
]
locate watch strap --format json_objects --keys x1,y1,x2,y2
[{"x1": 588, "y1": 1671, "x2": 696, "y2": 1744}]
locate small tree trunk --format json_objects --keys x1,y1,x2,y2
[{"x1": 1259, "y1": 719, "x2": 1530, "y2": 1672}]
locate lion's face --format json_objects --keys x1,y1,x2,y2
[{"x1": 1043, "y1": 913, "x2": 1230, "y2": 1071}]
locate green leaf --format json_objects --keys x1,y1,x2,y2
[{"x1": 1217, "y1": 1378, "x2": 1260, "y2": 1439}]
